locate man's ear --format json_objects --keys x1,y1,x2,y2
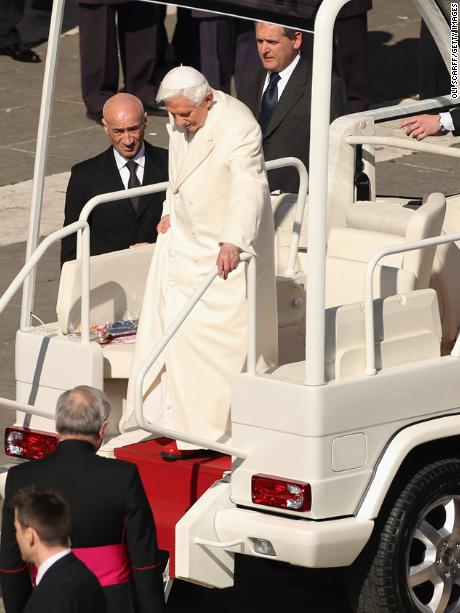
[
  {"x1": 293, "y1": 31, "x2": 303, "y2": 51},
  {"x1": 26, "y1": 526, "x2": 37, "y2": 548},
  {"x1": 204, "y1": 91, "x2": 214, "y2": 109},
  {"x1": 102, "y1": 119, "x2": 109, "y2": 135},
  {"x1": 98, "y1": 419, "x2": 109, "y2": 440}
]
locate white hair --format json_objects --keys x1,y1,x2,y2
[
  {"x1": 156, "y1": 66, "x2": 211, "y2": 106},
  {"x1": 157, "y1": 82, "x2": 211, "y2": 106}
]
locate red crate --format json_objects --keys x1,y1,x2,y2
[{"x1": 114, "y1": 437, "x2": 231, "y2": 576}]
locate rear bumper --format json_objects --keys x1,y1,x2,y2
[{"x1": 215, "y1": 507, "x2": 374, "y2": 568}]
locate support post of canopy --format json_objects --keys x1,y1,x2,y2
[
  {"x1": 304, "y1": 0, "x2": 350, "y2": 386},
  {"x1": 20, "y1": 0, "x2": 66, "y2": 329}
]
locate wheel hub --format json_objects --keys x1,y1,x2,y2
[
  {"x1": 406, "y1": 495, "x2": 460, "y2": 611},
  {"x1": 437, "y1": 541, "x2": 460, "y2": 579}
]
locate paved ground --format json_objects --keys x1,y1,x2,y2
[{"x1": 0, "y1": 1, "x2": 459, "y2": 611}]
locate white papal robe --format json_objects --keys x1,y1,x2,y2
[{"x1": 124, "y1": 90, "x2": 277, "y2": 447}]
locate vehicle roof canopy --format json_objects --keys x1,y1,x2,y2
[{"x1": 148, "y1": 0, "x2": 320, "y2": 29}]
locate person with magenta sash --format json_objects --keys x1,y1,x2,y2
[
  {"x1": 0, "y1": 386, "x2": 165, "y2": 613},
  {"x1": 11, "y1": 486, "x2": 106, "y2": 613}
]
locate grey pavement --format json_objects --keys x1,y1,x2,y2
[{"x1": 0, "y1": 1, "x2": 459, "y2": 611}]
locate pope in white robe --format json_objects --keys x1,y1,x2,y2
[{"x1": 125, "y1": 66, "x2": 277, "y2": 454}]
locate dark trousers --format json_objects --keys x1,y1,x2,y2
[
  {"x1": 197, "y1": 17, "x2": 259, "y2": 94},
  {"x1": 335, "y1": 12, "x2": 370, "y2": 112},
  {"x1": 0, "y1": 0, "x2": 25, "y2": 48},
  {"x1": 418, "y1": 20, "x2": 450, "y2": 99},
  {"x1": 79, "y1": 2, "x2": 164, "y2": 113}
]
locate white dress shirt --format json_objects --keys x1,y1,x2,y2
[
  {"x1": 440, "y1": 111, "x2": 455, "y2": 132},
  {"x1": 113, "y1": 143, "x2": 145, "y2": 188},
  {"x1": 261, "y1": 53, "x2": 301, "y2": 102},
  {"x1": 36, "y1": 549, "x2": 71, "y2": 585}
]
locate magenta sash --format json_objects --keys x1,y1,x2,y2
[{"x1": 72, "y1": 543, "x2": 132, "y2": 586}]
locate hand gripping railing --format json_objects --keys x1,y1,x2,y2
[
  {"x1": 264, "y1": 157, "x2": 309, "y2": 276},
  {"x1": 364, "y1": 233, "x2": 460, "y2": 375},
  {"x1": 133, "y1": 254, "x2": 256, "y2": 459}
]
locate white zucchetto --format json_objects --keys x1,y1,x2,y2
[{"x1": 160, "y1": 66, "x2": 206, "y2": 90}]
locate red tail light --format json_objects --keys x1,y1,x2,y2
[
  {"x1": 251, "y1": 474, "x2": 311, "y2": 512},
  {"x1": 5, "y1": 427, "x2": 59, "y2": 460}
]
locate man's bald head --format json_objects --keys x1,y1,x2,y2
[
  {"x1": 102, "y1": 93, "x2": 147, "y2": 159},
  {"x1": 103, "y1": 93, "x2": 144, "y2": 124}
]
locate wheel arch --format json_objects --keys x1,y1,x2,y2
[{"x1": 357, "y1": 414, "x2": 460, "y2": 520}]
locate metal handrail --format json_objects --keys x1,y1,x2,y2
[
  {"x1": 75, "y1": 182, "x2": 168, "y2": 343},
  {"x1": 21, "y1": 0, "x2": 65, "y2": 330},
  {"x1": 0, "y1": 221, "x2": 87, "y2": 323},
  {"x1": 134, "y1": 254, "x2": 255, "y2": 459},
  {"x1": 265, "y1": 157, "x2": 309, "y2": 276},
  {"x1": 364, "y1": 233, "x2": 460, "y2": 375},
  {"x1": 0, "y1": 220, "x2": 88, "y2": 418},
  {"x1": 346, "y1": 135, "x2": 460, "y2": 159}
]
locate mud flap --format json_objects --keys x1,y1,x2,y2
[{"x1": 175, "y1": 480, "x2": 241, "y2": 588}]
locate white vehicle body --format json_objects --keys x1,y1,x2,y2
[{"x1": 1, "y1": 0, "x2": 460, "y2": 610}]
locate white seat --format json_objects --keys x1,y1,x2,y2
[
  {"x1": 274, "y1": 289, "x2": 442, "y2": 383},
  {"x1": 56, "y1": 245, "x2": 154, "y2": 379},
  {"x1": 325, "y1": 193, "x2": 446, "y2": 307}
]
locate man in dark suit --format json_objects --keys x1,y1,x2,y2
[
  {"x1": 400, "y1": 109, "x2": 460, "y2": 140},
  {"x1": 191, "y1": 11, "x2": 259, "y2": 94},
  {"x1": 335, "y1": 0, "x2": 372, "y2": 113},
  {"x1": 61, "y1": 92, "x2": 168, "y2": 265},
  {"x1": 12, "y1": 486, "x2": 106, "y2": 613},
  {"x1": 0, "y1": 386, "x2": 166, "y2": 613},
  {"x1": 0, "y1": 0, "x2": 40, "y2": 62},
  {"x1": 238, "y1": 21, "x2": 347, "y2": 194},
  {"x1": 78, "y1": 0, "x2": 167, "y2": 122}
]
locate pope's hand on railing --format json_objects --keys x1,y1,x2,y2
[
  {"x1": 217, "y1": 243, "x2": 241, "y2": 280},
  {"x1": 157, "y1": 215, "x2": 170, "y2": 233}
]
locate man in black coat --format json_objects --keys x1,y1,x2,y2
[
  {"x1": 78, "y1": 0, "x2": 166, "y2": 122},
  {"x1": 335, "y1": 0, "x2": 372, "y2": 113},
  {"x1": 191, "y1": 10, "x2": 259, "y2": 94},
  {"x1": 0, "y1": 386, "x2": 166, "y2": 613},
  {"x1": 12, "y1": 486, "x2": 106, "y2": 613},
  {"x1": 0, "y1": 0, "x2": 40, "y2": 62},
  {"x1": 238, "y1": 21, "x2": 348, "y2": 193},
  {"x1": 61, "y1": 92, "x2": 168, "y2": 265}
]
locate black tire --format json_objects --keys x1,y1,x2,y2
[{"x1": 346, "y1": 458, "x2": 460, "y2": 612}]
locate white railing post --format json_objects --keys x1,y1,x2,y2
[
  {"x1": 20, "y1": 0, "x2": 66, "y2": 329},
  {"x1": 80, "y1": 225, "x2": 91, "y2": 345},
  {"x1": 305, "y1": 0, "x2": 351, "y2": 387},
  {"x1": 265, "y1": 157, "x2": 309, "y2": 276},
  {"x1": 247, "y1": 256, "x2": 257, "y2": 375}
]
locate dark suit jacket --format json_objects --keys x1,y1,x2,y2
[
  {"x1": 0, "y1": 440, "x2": 165, "y2": 613},
  {"x1": 338, "y1": 0, "x2": 372, "y2": 18},
  {"x1": 24, "y1": 553, "x2": 106, "y2": 613},
  {"x1": 451, "y1": 108, "x2": 460, "y2": 135},
  {"x1": 61, "y1": 141, "x2": 168, "y2": 265},
  {"x1": 238, "y1": 48, "x2": 348, "y2": 193}
]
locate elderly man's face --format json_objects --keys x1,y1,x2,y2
[
  {"x1": 103, "y1": 100, "x2": 147, "y2": 159},
  {"x1": 256, "y1": 22, "x2": 302, "y2": 73},
  {"x1": 165, "y1": 93, "x2": 213, "y2": 133}
]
